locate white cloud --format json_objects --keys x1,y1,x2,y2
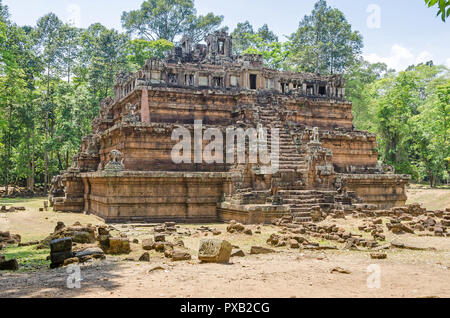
[
  {"x1": 364, "y1": 44, "x2": 435, "y2": 71},
  {"x1": 446, "y1": 58, "x2": 450, "y2": 68}
]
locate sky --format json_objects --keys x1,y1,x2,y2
[{"x1": 3, "y1": 0, "x2": 450, "y2": 71}]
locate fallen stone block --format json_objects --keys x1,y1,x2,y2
[
  {"x1": 227, "y1": 222, "x2": 245, "y2": 233},
  {"x1": 51, "y1": 251, "x2": 74, "y2": 265},
  {"x1": 63, "y1": 258, "x2": 79, "y2": 266},
  {"x1": 18, "y1": 241, "x2": 39, "y2": 247},
  {"x1": 142, "y1": 238, "x2": 154, "y2": 250},
  {"x1": 250, "y1": 246, "x2": 275, "y2": 255},
  {"x1": 72, "y1": 231, "x2": 95, "y2": 244},
  {"x1": 148, "y1": 265, "x2": 166, "y2": 273},
  {"x1": 139, "y1": 252, "x2": 150, "y2": 262},
  {"x1": 230, "y1": 249, "x2": 245, "y2": 257},
  {"x1": 107, "y1": 238, "x2": 131, "y2": 254},
  {"x1": 370, "y1": 252, "x2": 387, "y2": 260},
  {"x1": 154, "y1": 234, "x2": 165, "y2": 242},
  {"x1": 0, "y1": 258, "x2": 19, "y2": 271},
  {"x1": 330, "y1": 267, "x2": 351, "y2": 274},
  {"x1": 54, "y1": 221, "x2": 66, "y2": 233},
  {"x1": 74, "y1": 247, "x2": 105, "y2": 259},
  {"x1": 154, "y1": 242, "x2": 173, "y2": 253},
  {"x1": 172, "y1": 248, "x2": 191, "y2": 261},
  {"x1": 50, "y1": 238, "x2": 72, "y2": 253},
  {"x1": 266, "y1": 233, "x2": 281, "y2": 246},
  {"x1": 289, "y1": 239, "x2": 299, "y2": 249},
  {"x1": 198, "y1": 239, "x2": 232, "y2": 263},
  {"x1": 391, "y1": 239, "x2": 435, "y2": 251},
  {"x1": 98, "y1": 226, "x2": 109, "y2": 236}
]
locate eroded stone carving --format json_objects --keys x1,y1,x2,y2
[
  {"x1": 122, "y1": 103, "x2": 140, "y2": 123},
  {"x1": 104, "y1": 150, "x2": 125, "y2": 172}
]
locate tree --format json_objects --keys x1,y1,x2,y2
[
  {"x1": 77, "y1": 23, "x2": 129, "y2": 106},
  {"x1": 425, "y1": 0, "x2": 450, "y2": 21},
  {"x1": 59, "y1": 24, "x2": 81, "y2": 83},
  {"x1": 230, "y1": 22, "x2": 286, "y2": 69},
  {"x1": 372, "y1": 63, "x2": 450, "y2": 184},
  {"x1": 126, "y1": 38, "x2": 173, "y2": 70},
  {"x1": 0, "y1": 0, "x2": 8, "y2": 22},
  {"x1": 35, "y1": 13, "x2": 64, "y2": 191},
  {"x1": 241, "y1": 35, "x2": 288, "y2": 70},
  {"x1": 231, "y1": 21, "x2": 254, "y2": 55},
  {"x1": 345, "y1": 61, "x2": 394, "y2": 130},
  {"x1": 231, "y1": 22, "x2": 279, "y2": 56},
  {"x1": 376, "y1": 71, "x2": 422, "y2": 175},
  {"x1": 121, "y1": 0, "x2": 223, "y2": 42},
  {"x1": 410, "y1": 79, "x2": 449, "y2": 186},
  {"x1": 286, "y1": 0, "x2": 363, "y2": 74},
  {"x1": 0, "y1": 20, "x2": 27, "y2": 193}
]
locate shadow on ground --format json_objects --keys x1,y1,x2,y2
[{"x1": 0, "y1": 260, "x2": 124, "y2": 298}]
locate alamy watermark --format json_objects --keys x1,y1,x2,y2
[
  {"x1": 367, "y1": 264, "x2": 381, "y2": 289},
  {"x1": 367, "y1": 4, "x2": 381, "y2": 29},
  {"x1": 66, "y1": 264, "x2": 82, "y2": 289},
  {"x1": 171, "y1": 120, "x2": 279, "y2": 174}
]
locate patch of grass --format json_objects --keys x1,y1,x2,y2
[
  {"x1": 0, "y1": 197, "x2": 47, "y2": 210},
  {"x1": 2, "y1": 244, "x2": 50, "y2": 272},
  {"x1": 0, "y1": 197, "x2": 38, "y2": 204}
]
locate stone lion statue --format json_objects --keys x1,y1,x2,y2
[{"x1": 104, "y1": 150, "x2": 125, "y2": 172}]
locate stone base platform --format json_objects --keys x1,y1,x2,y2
[
  {"x1": 80, "y1": 171, "x2": 233, "y2": 223},
  {"x1": 341, "y1": 174, "x2": 411, "y2": 209},
  {"x1": 218, "y1": 202, "x2": 290, "y2": 224},
  {"x1": 53, "y1": 197, "x2": 84, "y2": 213}
]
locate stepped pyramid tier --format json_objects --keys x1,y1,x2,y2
[{"x1": 51, "y1": 31, "x2": 410, "y2": 223}]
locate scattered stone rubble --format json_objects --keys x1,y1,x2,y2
[
  {"x1": 140, "y1": 232, "x2": 192, "y2": 262},
  {"x1": 0, "y1": 206, "x2": 25, "y2": 213},
  {"x1": 269, "y1": 204, "x2": 449, "y2": 252},
  {"x1": 0, "y1": 257, "x2": 19, "y2": 271},
  {"x1": 1, "y1": 186, "x2": 46, "y2": 198},
  {"x1": 2, "y1": 202, "x2": 447, "y2": 272},
  {"x1": 0, "y1": 231, "x2": 21, "y2": 246},
  {"x1": 49, "y1": 236, "x2": 106, "y2": 268},
  {"x1": 38, "y1": 222, "x2": 97, "y2": 249},
  {"x1": 226, "y1": 220, "x2": 254, "y2": 235}
]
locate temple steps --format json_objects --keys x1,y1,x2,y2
[{"x1": 277, "y1": 190, "x2": 338, "y2": 223}]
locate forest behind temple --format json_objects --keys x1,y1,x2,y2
[{"x1": 0, "y1": 0, "x2": 449, "y2": 194}]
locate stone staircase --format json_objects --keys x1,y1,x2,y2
[
  {"x1": 257, "y1": 107, "x2": 309, "y2": 183},
  {"x1": 278, "y1": 190, "x2": 336, "y2": 222},
  {"x1": 228, "y1": 94, "x2": 337, "y2": 223}
]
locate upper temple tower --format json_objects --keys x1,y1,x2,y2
[{"x1": 206, "y1": 30, "x2": 233, "y2": 59}]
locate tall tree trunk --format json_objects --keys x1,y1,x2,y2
[
  {"x1": 57, "y1": 152, "x2": 63, "y2": 172},
  {"x1": 44, "y1": 67, "x2": 50, "y2": 193},
  {"x1": 5, "y1": 100, "x2": 11, "y2": 196},
  {"x1": 30, "y1": 124, "x2": 35, "y2": 192}
]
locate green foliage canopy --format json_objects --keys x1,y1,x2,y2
[
  {"x1": 286, "y1": 0, "x2": 363, "y2": 74},
  {"x1": 425, "y1": 0, "x2": 450, "y2": 21},
  {"x1": 121, "y1": 0, "x2": 223, "y2": 42}
]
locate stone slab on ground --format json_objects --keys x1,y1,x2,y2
[{"x1": 198, "y1": 239, "x2": 232, "y2": 264}]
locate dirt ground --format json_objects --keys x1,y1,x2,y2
[
  {"x1": 0, "y1": 188, "x2": 449, "y2": 298},
  {"x1": 406, "y1": 186, "x2": 450, "y2": 211}
]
